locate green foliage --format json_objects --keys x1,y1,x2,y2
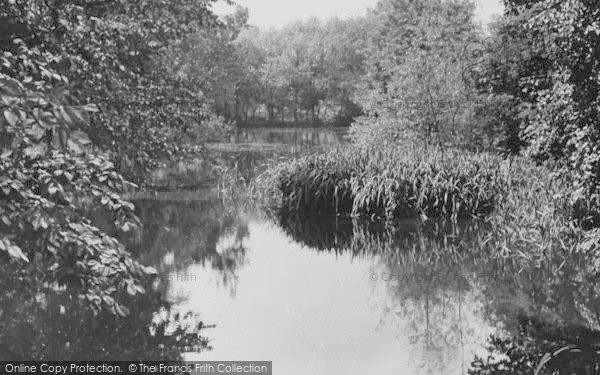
[
  {"x1": 1, "y1": 0, "x2": 226, "y2": 183},
  {"x1": 179, "y1": 6, "x2": 251, "y2": 124},
  {"x1": 473, "y1": 9, "x2": 551, "y2": 154},
  {"x1": 259, "y1": 146, "x2": 506, "y2": 220},
  {"x1": 353, "y1": 0, "x2": 488, "y2": 149},
  {"x1": 479, "y1": 0, "x2": 600, "y2": 209},
  {"x1": 0, "y1": 43, "x2": 155, "y2": 315},
  {"x1": 0, "y1": 0, "x2": 236, "y2": 318}
]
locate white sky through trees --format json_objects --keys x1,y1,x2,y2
[{"x1": 212, "y1": 0, "x2": 504, "y2": 29}]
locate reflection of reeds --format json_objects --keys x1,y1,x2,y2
[{"x1": 276, "y1": 212, "x2": 486, "y2": 258}]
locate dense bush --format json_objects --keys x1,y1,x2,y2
[{"x1": 478, "y1": 0, "x2": 600, "y2": 207}]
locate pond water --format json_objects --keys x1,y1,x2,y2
[
  {"x1": 2, "y1": 127, "x2": 599, "y2": 373},
  {"x1": 176, "y1": 221, "x2": 496, "y2": 375}
]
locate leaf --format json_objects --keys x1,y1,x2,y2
[
  {"x1": 27, "y1": 124, "x2": 45, "y2": 140},
  {"x1": 23, "y1": 143, "x2": 47, "y2": 159},
  {"x1": 8, "y1": 245, "x2": 29, "y2": 262},
  {"x1": 3, "y1": 110, "x2": 18, "y2": 126},
  {"x1": 102, "y1": 295, "x2": 115, "y2": 306},
  {"x1": 126, "y1": 283, "x2": 137, "y2": 296},
  {"x1": 0, "y1": 77, "x2": 23, "y2": 96},
  {"x1": 66, "y1": 106, "x2": 89, "y2": 124},
  {"x1": 115, "y1": 303, "x2": 130, "y2": 317},
  {"x1": 83, "y1": 104, "x2": 99, "y2": 113},
  {"x1": 71, "y1": 130, "x2": 91, "y2": 145},
  {"x1": 67, "y1": 139, "x2": 83, "y2": 154},
  {"x1": 59, "y1": 106, "x2": 73, "y2": 125}
]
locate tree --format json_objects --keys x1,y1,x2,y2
[
  {"x1": 180, "y1": 6, "x2": 251, "y2": 123},
  {"x1": 352, "y1": 0, "x2": 484, "y2": 149},
  {"x1": 480, "y1": 0, "x2": 600, "y2": 210}
]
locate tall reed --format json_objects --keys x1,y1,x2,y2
[{"x1": 258, "y1": 146, "x2": 508, "y2": 221}]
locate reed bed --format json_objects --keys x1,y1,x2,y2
[{"x1": 258, "y1": 146, "x2": 508, "y2": 221}]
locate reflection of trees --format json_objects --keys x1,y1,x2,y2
[
  {"x1": 0, "y1": 265, "x2": 210, "y2": 360},
  {"x1": 275, "y1": 213, "x2": 600, "y2": 373},
  {"x1": 126, "y1": 192, "x2": 250, "y2": 295},
  {"x1": 277, "y1": 214, "x2": 494, "y2": 373},
  {"x1": 277, "y1": 213, "x2": 485, "y2": 257},
  {"x1": 373, "y1": 221, "x2": 492, "y2": 375}
]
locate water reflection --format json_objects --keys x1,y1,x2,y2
[
  {"x1": 274, "y1": 215, "x2": 500, "y2": 374},
  {"x1": 229, "y1": 127, "x2": 349, "y2": 148},
  {"x1": 471, "y1": 316, "x2": 600, "y2": 374},
  {"x1": 172, "y1": 218, "x2": 495, "y2": 375},
  {"x1": 269, "y1": 214, "x2": 600, "y2": 374},
  {"x1": 127, "y1": 190, "x2": 249, "y2": 296},
  {"x1": 0, "y1": 264, "x2": 209, "y2": 360}
]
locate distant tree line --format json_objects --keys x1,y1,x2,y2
[{"x1": 186, "y1": 11, "x2": 368, "y2": 127}]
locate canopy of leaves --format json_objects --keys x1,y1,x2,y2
[{"x1": 1, "y1": 0, "x2": 228, "y2": 183}]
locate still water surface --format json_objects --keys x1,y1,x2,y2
[{"x1": 178, "y1": 222, "x2": 495, "y2": 375}]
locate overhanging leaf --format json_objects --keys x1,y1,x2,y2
[{"x1": 3, "y1": 110, "x2": 18, "y2": 126}]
